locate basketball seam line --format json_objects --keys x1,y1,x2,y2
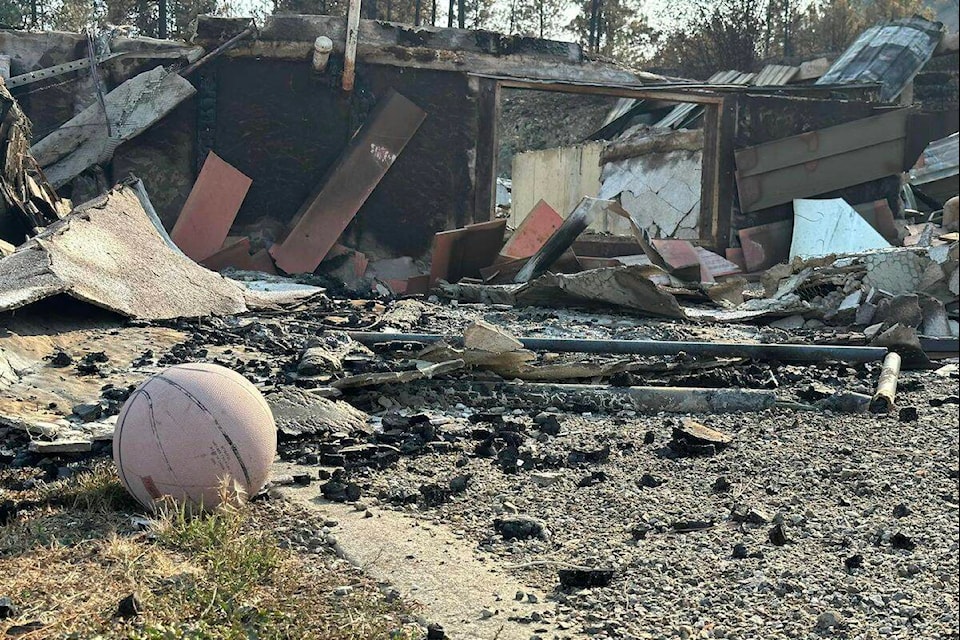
[
  {"x1": 143, "y1": 387, "x2": 179, "y2": 485},
  {"x1": 114, "y1": 388, "x2": 137, "y2": 499},
  {"x1": 153, "y1": 374, "x2": 254, "y2": 487},
  {"x1": 169, "y1": 365, "x2": 273, "y2": 413}
]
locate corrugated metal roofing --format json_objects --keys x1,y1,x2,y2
[
  {"x1": 816, "y1": 16, "x2": 943, "y2": 102},
  {"x1": 601, "y1": 97, "x2": 641, "y2": 127},
  {"x1": 754, "y1": 64, "x2": 799, "y2": 86},
  {"x1": 909, "y1": 133, "x2": 959, "y2": 186},
  {"x1": 654, "y1": 70, "x2": 753, "y2": 129}
]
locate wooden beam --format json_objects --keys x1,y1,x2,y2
[
  {"x1": 197, "y1": 15, "x2": 674, "y2": 86},
  {"x1": 473, "y1": 77, "x2": 500, "y2": 223},
  {"x1": 698, "y1": 95, "x2": 737, "y2": 252},
  {"x1": 488, "y1": 76, "x2": 725, "y2": 104},
  {"x1": 342, "y1": 0, "x2": 361, "y2": 91}
]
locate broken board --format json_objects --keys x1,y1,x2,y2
[
  {"x1": 30, "y1": 66, "x2": 197, "y2": 189},
  {"x1": 270, "y1": 91, "x2": 426, "y2": 274},
  {"x1": 172, "y1": 152, "x2": 253, "y2": 262}
]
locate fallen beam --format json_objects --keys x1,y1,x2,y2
[
  {"x1": 179, "y1": 24, "x2": 255, "y2": 76},
  {"x1": 30, "y1": 66, "x2": 196, "y2": 188},
  {"x1": 269, "y1": 90, "x2": 426, "y2": 274},
  {"x1": 388, "y1": 380, "x2": 776, "y2": 413},
  {"x1": 347, "y1": 332, "x2": 888, "y2": 363}
]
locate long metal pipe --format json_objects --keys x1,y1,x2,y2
[
  {"x1": 180, "y1": 25, "x2": 256, "y2": 77},
  {"x1": 347, "y1": 331, "x2": 888, "y2": 363}
]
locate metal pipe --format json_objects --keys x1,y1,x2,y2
[
  {"x1": 179, "y1": 25, "x2": 256, "y2": 77},
  {"x1": 870, "y1": 352, "x2": 902, "y2": 413},
  {"x1": 312, "y1": 36, "x2": 333, "y2": 72},
  {"x1": 347, "y1": 332, "x2": 888, "y2": 363}
]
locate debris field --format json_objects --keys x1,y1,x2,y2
[{"x1": 0, "y1": 8, "x2": 958, "y2": 640}]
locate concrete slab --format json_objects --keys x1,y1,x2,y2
[{"x1": 277, "y1": 468, "x2": 579, "y2": 640}]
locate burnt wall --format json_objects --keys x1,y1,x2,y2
[
  {"x1": 732, "y1": 95, "x2": 902, "y2": 234},
  {"x1": 209, "y1": 57, "x2": 476, "y2": 259},
  {"x1": 735, "y1": 94, "x2": 879, "y2": 148},
  {"x1": 112, "y1": 98, "x2": 197, "y2": 229},
  {"x1": 915, "y1": 52, "x2": 960, "y2": 114}
]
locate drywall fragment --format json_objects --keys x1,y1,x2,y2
[{"x1": 790, "y1": 198, "x2": 891, "y2": 259}]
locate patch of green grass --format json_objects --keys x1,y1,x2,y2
[
  {"x1": 51, "y1": 465, "x2": 140, "y2": 512},
  {"x1": 1, "y1": 463, "x2": 422, "y2": 639}
]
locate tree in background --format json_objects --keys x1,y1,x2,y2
[
  {"x1": 654, "y1": 0, "x2": 932, "y2": 78},
  {"x1": 489, "y1": 0, "x2": 564, "y2": 36},
  {"x1": 0, "y1": 0, "x2": 24, "y2": 27},
  {"x1": 35, "y1": 0, "x2": 219, "y2": 36},
  {"x1": 569, "y1": 0, "x2": 655, "y2": 64},
  {"x1": 656, "y1": 0, "x2": 766, "y2": 77},
  {"x1": 802, "y1": 0, "x2": 933, "y2": 54}
]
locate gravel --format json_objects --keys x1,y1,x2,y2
[
  {"x1": 4, "y1": 296, "x2": 957, "y2": 639},
  {"x1": 339, "y1": 304, "x2": 960, "y2": 639}
]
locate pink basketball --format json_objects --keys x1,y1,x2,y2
[{"x1": 113, "y1": 363, "x2": 276, "y2": 511}]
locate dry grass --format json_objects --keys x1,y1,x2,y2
[{"x1": 0, "y1": 463, "x2": 422, "y2": 639}]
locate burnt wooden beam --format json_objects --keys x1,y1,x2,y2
[
  {"x1": 342, "y1": 0, "x2": 361, "y2": 91},
  {"x1": 699, "y1": 95, "x2": 737, "y2": 253},
  {"x1": 194, "y1": 15, "x2": 671, "y2": 86},
  {"x1": 473, "y1": 77, "x2": 500, "y2": 224},
  {"x1": 488, "y1": 76, "x2": 725, "y2": 104}
]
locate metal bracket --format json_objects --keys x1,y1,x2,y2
[{"x1": 6, "y1": 50, "x2": 190, "y2": 89}]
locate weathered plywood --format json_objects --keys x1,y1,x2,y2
[
  {"x1": 735, "y1": 109, "x2": 911, "y2": 213},
  {"x1": 30, "y1": 66, "x2": 196, "y2": 188},
  {"x1": 171, "y1": 152, "x2": 252, "y2": 262},
  {"x1": 511, "y1": 142, "x2": 609, "y2": 233}
]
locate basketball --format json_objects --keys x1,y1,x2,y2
[{"x1": 113, "y1": 363, "x2": 277, "y2": 511}]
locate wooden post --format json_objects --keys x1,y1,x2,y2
[
  {"x1": 698, "y1": 95, "x2": 737, "y2": 253},
  {"x1": 474, "y1": 78, "x2": 500, "y2": 224},
  {"x1": 458, "y1": 0, "x2": 465, "y2": 28},
  {"x1": 342, "y1": 0, "x2": 361, "y2": 92}
]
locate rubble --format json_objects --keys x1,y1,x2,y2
[
  {"x1": 0, "y1": 79, "x2": 69, "y2": 235},
  {"x1": 30, "y1": 66, "x2": 196, "y2": 188},
  {"x1": 0, "y1": 10, "x2": 957, "y2": 640}
]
